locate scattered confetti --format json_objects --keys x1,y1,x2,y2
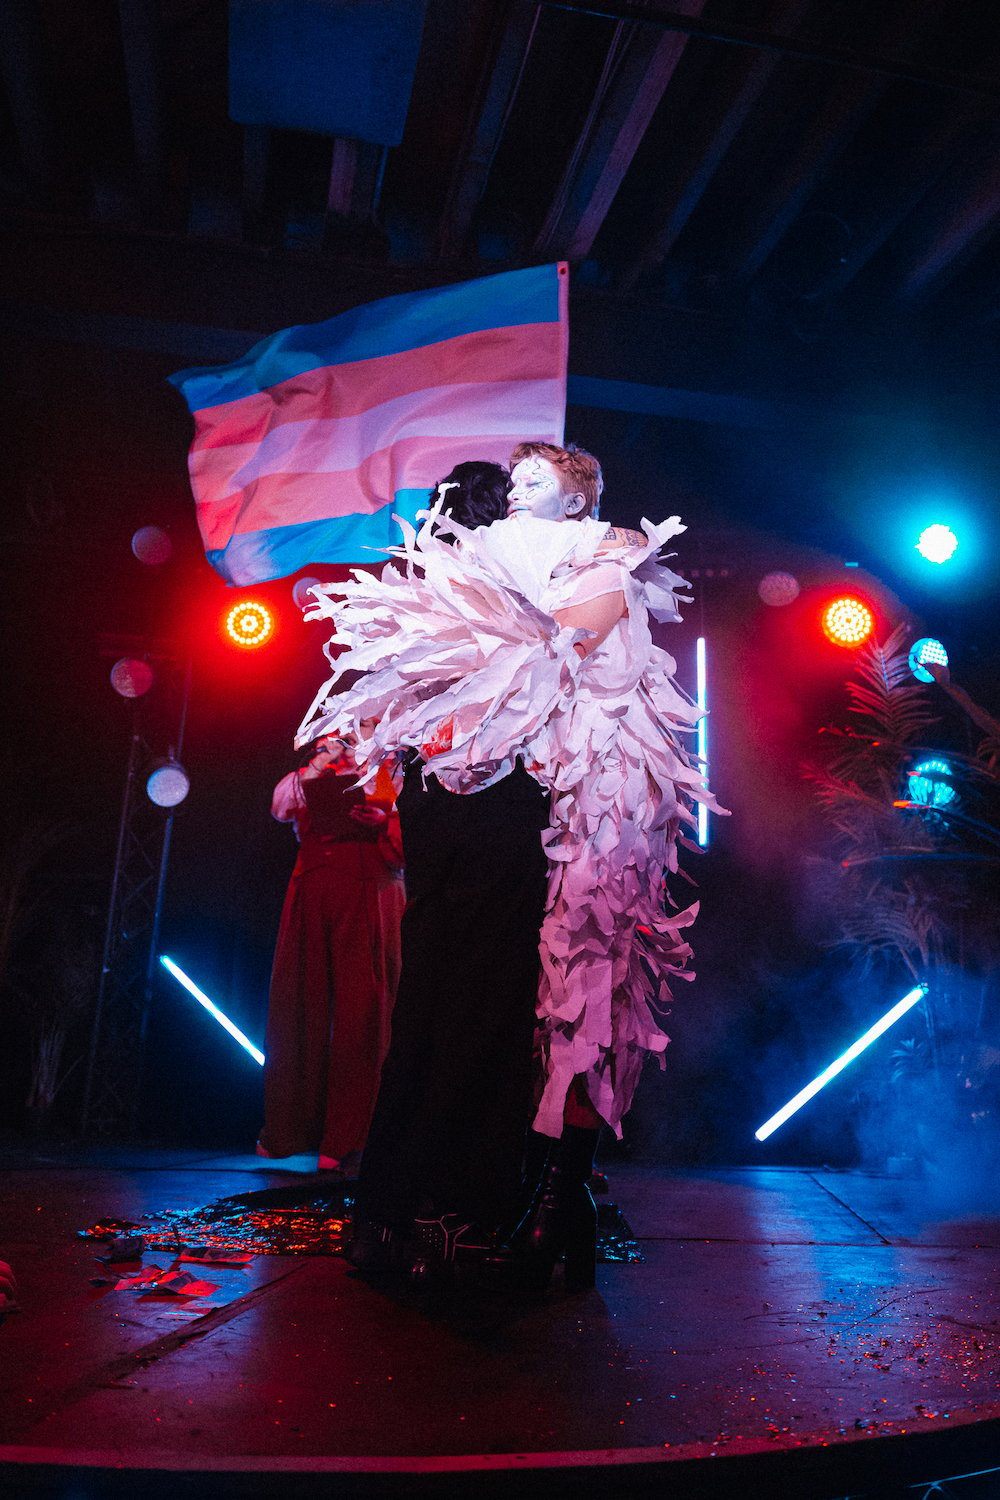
[{"x1": 79, "y1": 1183, "x2": 642, "y2": 1261}]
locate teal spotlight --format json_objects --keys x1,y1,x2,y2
[
  {"x1": 908, "y1": 758, "x2": 957, "y2": 809},
  {"x1": 908, "y1": 637, "x2": 948, "y2": 683},
  {"x1": 916, "y1": 524, "x2": 958, "y2": 564}
]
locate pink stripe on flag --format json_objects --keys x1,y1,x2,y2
[
  {"x1": 191, "y1": 378, "x2": 563, "y2": 509},
  {"x1": 172, "y1": 264, "x2": 568, "y2": 580},
  {"x1": 189, "y1": 324, "x2": 563, "y2": 448},
  {"x1": 196, "y1": 432, "x2": 531, "y2": 548}
]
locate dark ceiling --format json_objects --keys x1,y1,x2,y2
[
  {"x1": 5, "y1": 0, "x2": 1000, "y2": 332},
  {"x1": 4, "y1": 0, "x2": 1000, "y2": 626}
]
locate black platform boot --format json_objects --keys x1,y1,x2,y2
[
  {"x1": 346, "y1": 1209, "x2": 405, "y2": 1273},
  {"x1": 408, "y1": 1208, "x2": 495, "y2": 1287},
  {"x1": 508, "y1": 1125, "x2": 599, "y2": 1293}
]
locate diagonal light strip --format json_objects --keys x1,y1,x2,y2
[
  {"x1": 160, "y1": 955, "x2": 265, "y2": 1067},
  {"x1": 755, "y1": 984, "x2": 927, "y2": 1141}
]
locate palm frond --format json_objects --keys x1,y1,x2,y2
[
  {"x1": 829, "y1": 875, "x2": 945, "y2": 971},
  {"x1": 845, "y1": 624, "x2": 937, "y2": 746}
]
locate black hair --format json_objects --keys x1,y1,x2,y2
[
  {"x1": 434, "y1": 460, "x2": 510, "y2": 532},
  {"x1": 298, "y1": 735, "x2": 329, "y2": 769}
]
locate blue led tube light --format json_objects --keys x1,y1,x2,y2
[
  {"x1": 160, "y1": 955, "x2": 265, "y2": 1066},
  {"x1": 696, "y1": 636, "x2": 709, "y2": 848},
  {"x1": 755, "y1": 984, "x2": 927, "y2": 1142}
]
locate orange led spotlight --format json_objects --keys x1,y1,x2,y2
[
  {"x1": 223, "y1": 598, "x2": 275, "y2": 650},
  {"x1": 821, "y1": 595, "x2": 874, "y2": 647}
]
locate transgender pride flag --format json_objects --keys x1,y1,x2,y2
[{"x1": 169, "y1": 263, "x2": 568, "y2": 585}]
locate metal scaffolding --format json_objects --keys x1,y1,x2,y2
[{"x1": 80, "y1": 650, "x2": 190, "y2": 1137}]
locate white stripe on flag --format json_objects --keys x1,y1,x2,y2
[{"x1": 192, "y1": 378, "x2": 562, "y2": 501}]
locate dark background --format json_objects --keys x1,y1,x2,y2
[{"x1": 2, "y1": 0, "x2": 999, "y2": 1164}]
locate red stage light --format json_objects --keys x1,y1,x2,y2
[
  {"x1": 224, "y1": 599, "x2": 275, "y2": 649},
  {"x1": 821, "y1": 596, "x2": 874, "y2": 647}
]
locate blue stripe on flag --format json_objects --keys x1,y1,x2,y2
[
  {"x1": 208, "y1": 490, "x2": 431, "y2": 585},
  {"x1": 170, "y1": 265, "x2": 562, "y2": 412}
]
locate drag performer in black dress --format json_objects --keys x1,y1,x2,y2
[{"x1": 349, "y1": 461, "x2": 550, "y2": 1270}]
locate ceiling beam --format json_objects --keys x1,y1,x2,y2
[
  {"x1": 803, "y1": 105, "x2": 983, "y2": 300},
  {"x1": 325, "y1": 139, "x2": 387, "y2": 223},
  {"x1": 118, "y1": 0, "x2": 167, "y2": 213},
  {"x1": 436, "y1": 3, "x2": 540, "y2": 259},
  {"x1": 5, "y1": 216, "x2": 999, "y2": 417},
  {"x1": 726, "y1": 0, "x2": 937, "y2": 283},
  {"x1": 321, "y1": 137, "x2": 388, "y2": 255},
  {"x1": 0, "y1": 0, "x2": 59, "y2": 195},
  {"x1": 0, "y1": 297, "x2": 902, "y2": 436},
  {"x1": 726, "y1": 73, "x2": 886, "y2": 284},
  {"x1": 533, "y1": 0, "x2": 706, "y2": 262},
  {"x1": 619, "y1": 0, "x2": 811, "y2": 293},
  {"x1": 241, "y1": 125, "x2": 271, "y2": 243},
  {"x1": 897, "y1": 130, "x2": 1000, "y2": 301},
  {"x1": 536, "y1": 1, "x2": 1000, "y2": 99}
]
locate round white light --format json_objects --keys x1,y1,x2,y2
[
  {"x1": 292, "y1": 576, "x2": 323, "y2": 610},
  {"x1": 132, "y1": 526, "x2": 173, "y2": 566},
  {"x1": 758, "y1": 571, "x2": 800, "y2": 606},
  {"x1": 146, "y1": 760, "x2": 190, "y2": 808},
  {"x1": 110, "y1": 657, "x2": 154, "y2": 698},
  {"x1": 916, "y1": 524, "x2": 958, "y2": 564}
]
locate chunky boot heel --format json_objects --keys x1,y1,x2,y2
[
  {"x1": 346, "y1": 1212, "x2": 403, "y2": 1272},
  {"x1": 506, "y1": 1126, "x2": 600, "y2": 1294},
  {"x1": 563, "y1": 1190, "x2": 598, "y2": 1293}
]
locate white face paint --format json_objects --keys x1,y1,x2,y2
[{"x1": 507, "y1": 457, "x2": 581, "y2": 521}]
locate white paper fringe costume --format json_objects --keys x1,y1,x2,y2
[{"x1": 297, "y1": 508, "x2": 720, "y2": 1138}]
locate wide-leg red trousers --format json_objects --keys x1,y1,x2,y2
[{"x1": 260, "y1": 839, "x2": 404, "y2": 1161}]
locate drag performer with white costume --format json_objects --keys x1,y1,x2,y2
[{"x1": 298, "y1": 443, "x2": 719, "y2": 1287}]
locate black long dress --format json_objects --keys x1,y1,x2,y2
[{"x1": 356, "y1": 756, "x2": 549, "y2": 1234}]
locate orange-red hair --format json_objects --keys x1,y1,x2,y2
[{"x1": 509, "y1": 442, "x2": 603, "y2": 520}]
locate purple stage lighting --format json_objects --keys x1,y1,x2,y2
[
  {"x1": 132, "y1": 526, "x2": 173, "y2": 566},
  {"x1": 110, "y1": 658, "x2": 154, "y2": 698}
]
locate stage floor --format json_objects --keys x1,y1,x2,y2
[{"x1": 2, "y1": 1146, "x2": 1000, "y2": 1496}]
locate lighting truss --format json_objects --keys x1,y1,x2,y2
[{"x1": 81, "y1": 649, "x2": 191, "y2": 1137}]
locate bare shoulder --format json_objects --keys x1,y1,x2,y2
[{"x1": 598, "y1": 524, "x2": 646, "y2": 551}]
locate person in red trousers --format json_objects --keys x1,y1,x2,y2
[{"x1": 256, "y1": 736, "x2": 404, "y2": 1174}]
